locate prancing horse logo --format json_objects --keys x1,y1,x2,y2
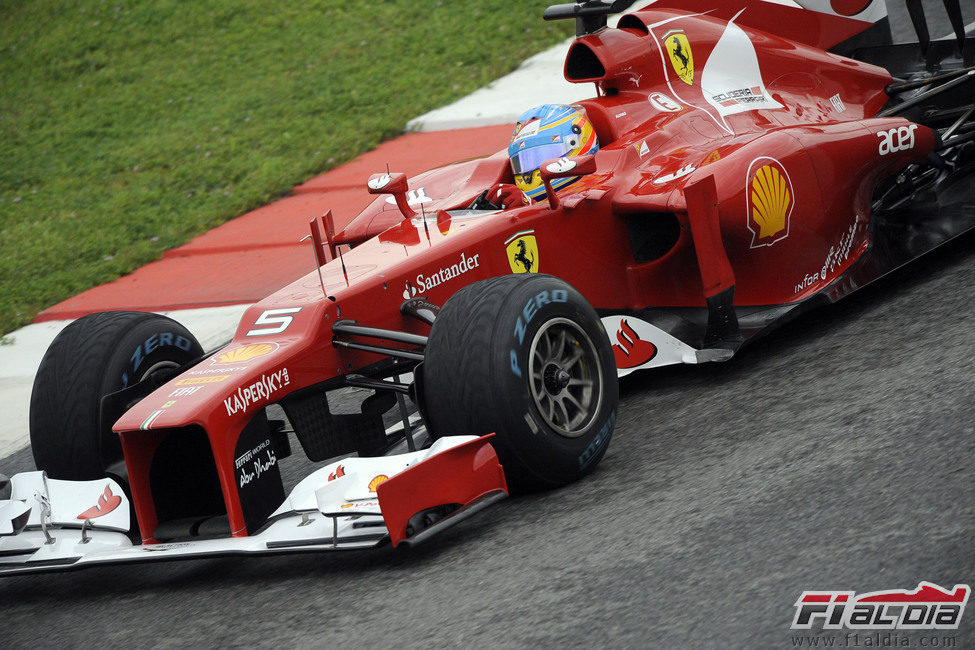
[
  {"x1": 505, "y1": 231, "x2": 539, "y2": 274},
  {"x1": 513, "y1": 240, "x2": 534, "y2": 272},
  {"x1": 664, "y1": 31, "x2": 694, "y2": 85}
]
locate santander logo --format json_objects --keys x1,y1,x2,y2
[
  {"x1": 612, "y1": 319, "x2": 657, "y2": 369},
  {"x1": 76, "y1": 484, "x2": 123, "y2": 520}
]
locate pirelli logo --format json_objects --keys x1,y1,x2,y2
[{"x1": 175, "y1": 375, "x2": 230, "y2": 385}]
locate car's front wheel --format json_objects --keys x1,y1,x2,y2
[
  {"x1": 30, "y1": 311, "x2": 204, "y2": 480},
  {"x1": 422, "y1": 274, "x2": 618, "y2": 493}
]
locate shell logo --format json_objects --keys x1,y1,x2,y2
[
  {"x1": 368, "y1": 474, "x2": 389, "y2": 492},
  {"x1": 746, "y1": 157, "x2": 794, "y2": 248},
  {"x1": 213, "y1": 342, "x2": 279, "y2": 365}
]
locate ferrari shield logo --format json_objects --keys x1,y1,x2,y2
[
  {"x1": 664, "y1": 32, "x2": 694, "y2": 85},
  {"x1": 505, "y1": 231, "x2": 538, "y2": 274}
]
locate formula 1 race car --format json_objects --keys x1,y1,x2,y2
[{"x1": 2, "y1": 0, "x2": 973, "y2": 575}]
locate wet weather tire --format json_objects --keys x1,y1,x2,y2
[
  {"x1": 29, "y1": 311, "x2": 203, "y2": 480},
  {"x1": 423, "y1": 274, "x2": 618, "y2": 493}
]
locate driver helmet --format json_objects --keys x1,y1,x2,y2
[{"x1": 508, "y1": 104, "x2": 599, "y2": 201}]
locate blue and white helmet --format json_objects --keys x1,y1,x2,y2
[{"x1": 508, "y1": 104, "x2": 599, "y2": 200}]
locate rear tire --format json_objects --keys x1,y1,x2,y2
[
  {"x1": 423, "y1": 274, "x2": 617, "y2": 493},
  {"x1": 29, "y1": 311, "x2": 203, "y2": 480}
]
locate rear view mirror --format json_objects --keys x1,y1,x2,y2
[
  {"x1": 367, "y1": 172, "x2": 416, "y2": 219},
  {"x1": 538, "y1": 154, "x2": 597, "y2": 209}
]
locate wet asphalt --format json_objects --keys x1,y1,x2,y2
[{"x1": 1, "y1": 6, "x2": 971, "y2": 648}]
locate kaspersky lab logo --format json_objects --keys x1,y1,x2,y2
[{"x1": 792, "y1": 582, "x2": 969, "y2": 630}]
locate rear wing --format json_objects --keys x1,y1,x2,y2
[
  {"x1": 794, "y1": 0, "x2": 971, "y2": 58},
  {"x1": 544, "y1": 0, "x2": 889, "y2": 49},
  {"x1": 545, "y1": 0, "x2": 969, "y2": 60}
]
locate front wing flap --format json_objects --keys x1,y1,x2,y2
[{"x1": 0, "y1": 436, "x2": 506, "y2": 577}]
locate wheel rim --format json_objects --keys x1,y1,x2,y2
[
  {"x1": 140, "y1": 360, "x2": 180, "y2": 382},
  {"x1": 527, "y1": 317, "x2": 602, "y2": 438},
  {"x1": 101, "y1": 359, "x2": 182, "y2": 467}
]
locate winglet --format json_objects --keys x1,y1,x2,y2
[{"x1": 376, "y1": 435, "x2": 507, "y2": 547}]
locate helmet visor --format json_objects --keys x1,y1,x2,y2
[{"x1": 510, "y1": 142, "x2": 566, "y2": 175}]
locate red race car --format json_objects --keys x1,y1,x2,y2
[{"x1": 2, "y1": 0, "x2": 973, "y2": 575}]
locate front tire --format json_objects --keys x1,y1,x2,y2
[
  {"x1": 29, "y1": 311, "x2": 204, "y2": 480},
  {"x1": 423, "y1": 274, "x2": 618, "y2": 493}
]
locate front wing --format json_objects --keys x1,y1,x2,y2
[{"x1": 0, "y1": 435, "x2": 506, "y2": 577}]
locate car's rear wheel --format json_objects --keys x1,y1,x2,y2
[
  {"x1": 422, "y1": 274, "x2": 618, "y2": 493},
  {"x1": 30, "y1": 311, "x2": 203, "y2": 480}
]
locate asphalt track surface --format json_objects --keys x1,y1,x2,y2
[
  {"x1": 2, "y1": 6, "x2": 972, "y2": 648},
  {"x1": 2, "y1": 237, "x2": 972, "y2": 647}
]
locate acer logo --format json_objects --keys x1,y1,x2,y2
[
  {"x1": 76, "y1": 484, "x2": 122, "y2": 520},
  {"x1": 877, "y1": 125, "x2": 917, "y2": 156}
]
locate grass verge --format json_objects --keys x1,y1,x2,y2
[{"x1": 0, "y1": 0, "x2": 571, "y2": 333}]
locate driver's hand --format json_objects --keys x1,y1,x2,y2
[{"x1": 492, "y1": 183, "x2": 531, "y2": 209}]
